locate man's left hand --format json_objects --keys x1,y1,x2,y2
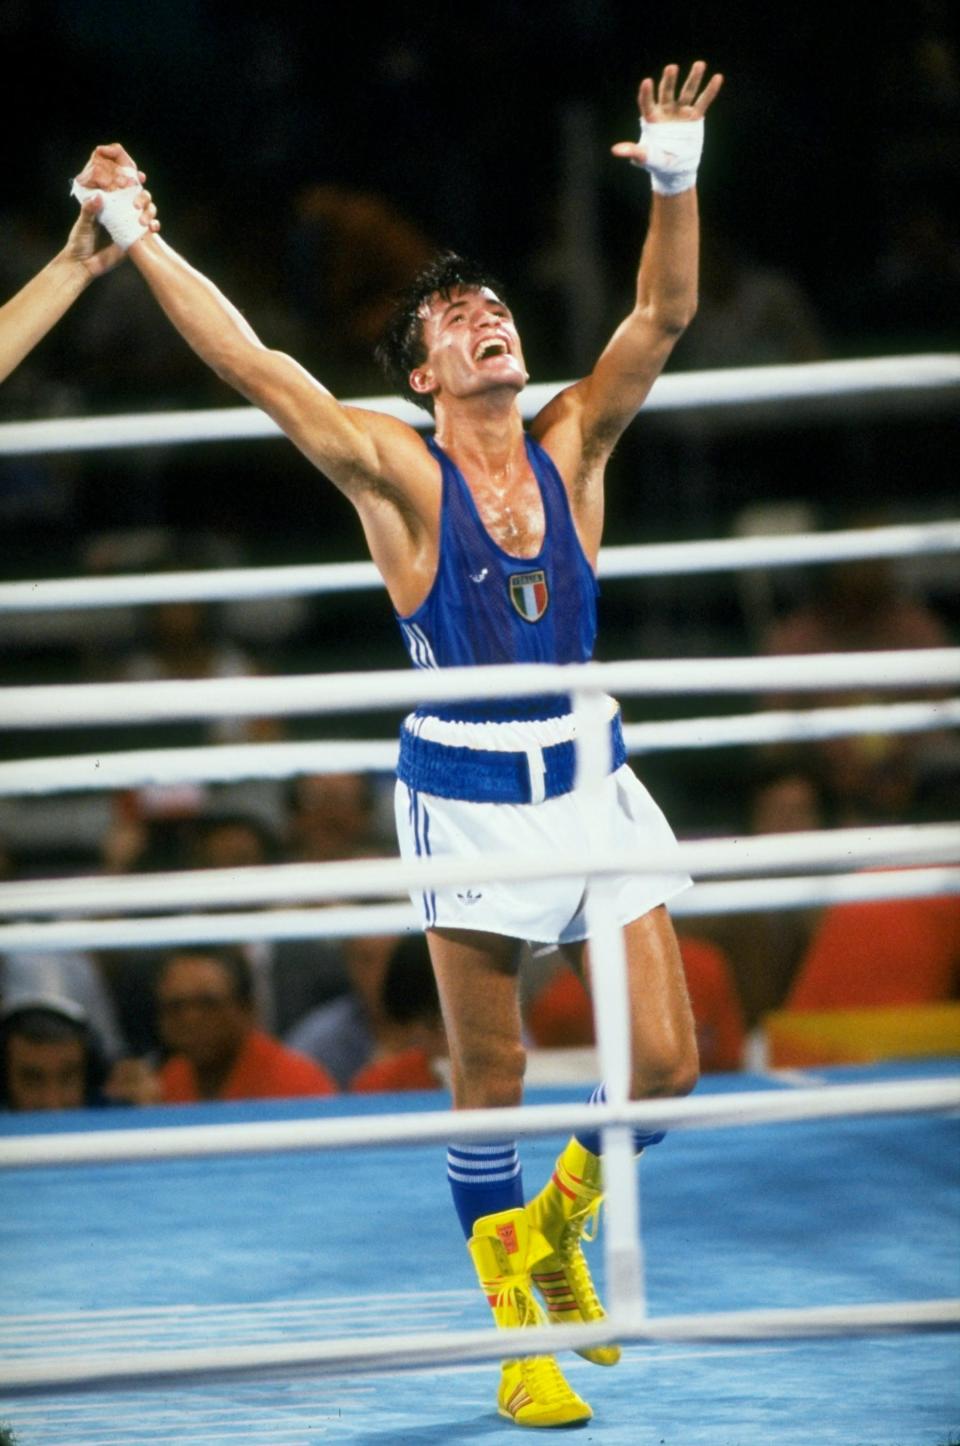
[{"x1": 612, "y1": 60, "x2": 723, "y2": 167}]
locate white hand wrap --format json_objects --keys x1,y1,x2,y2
[
  {"x1": 636, "y1": 117, "x2": 704, "y2": 196},
  {"x1": 70, "y1": 166, "x2": 146, "y2": 250}
]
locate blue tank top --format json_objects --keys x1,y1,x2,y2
[{"x1": 396, "y1": 434, "x2": 599, "y2": 722}]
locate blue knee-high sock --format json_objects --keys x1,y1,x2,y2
[
  {"x1": 574, "y1": 1083, "x2": 666, "y2": 1159},
  {"x1": 447, "y1": 1141, "x2": 524, "y2": 1238}
]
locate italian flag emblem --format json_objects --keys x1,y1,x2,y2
[{"x1": 509, "y1": 569, "x2": 549, "y2": 622}]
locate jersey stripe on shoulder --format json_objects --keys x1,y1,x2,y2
[{"x1": 401, "y1": 622, "x2": 439, "y2": 670}]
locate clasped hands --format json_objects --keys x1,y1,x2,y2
[{"x1": 69, "y1": 142, "x2": 158, "y2": 276}]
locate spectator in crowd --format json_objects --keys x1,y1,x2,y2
[
  {"x1": 669, "y1": 230, "x2": 826, "y2": 371},
  {"x1": 1, "y1": 949, "x2": 126, "y2": 1062},
  {"x1": 113, "y1": 945, "x2": 337, "y2": 1104},
  {"x1": 117, "y1": 596, "x2": 283, "y2": 745},
  {"x1": 349, "y1": 933, "x2": 448, "y2": 1092},
  {"x1": 285, "y1": 772, "x2": 380, "y2": 864},
  {"x1": 524, "y1": 934, "x2": 746, "y2": 1074},
  {"x1": 785, "y1": 892, "x2": 960, "y2": 1013},
  {"x1": 285, "y1": 932, "x2": 396, "y2": 1089},
  {"x1": 284, "y1": 183, "x2": 435, "y2": 392},
  {"x1": 695, "y1": 758, "x2": 827, "y2": 1028},
  {"x1": 100, "y1": 783, "x2": 207, "y2": 876},
  {"x1": 763, "y1": 555, "x2": 950, "y2": 663},
  {"x1": 190, "y1": 809, "x2": 350, "y2": 1036},
  {"x1": 191, "y1": 811, "x2": 282, "y2": 871},
  {"x1": 0, "y1": 997, "x2": 111, "y2": 1111},
  {"x1": 761, "y1": 553, "x2": 953, "y2": 826},
  {"x1": 96, "y1": 784, "x2": 208, "y2": 1056}
]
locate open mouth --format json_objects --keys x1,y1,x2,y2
[{"x1": 474, "y1": 338, "x2": 509, "y2": 361}]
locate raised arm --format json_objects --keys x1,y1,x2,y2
[
  {"x1": 535, "y1": 62, "x2": 723, "y2": 472},
  {"x1": 0, "y1": 190, "x2": 156, "y2": 385},
  {"x1": 71, "y1": 145, "x2": 428, "y2": 508}
]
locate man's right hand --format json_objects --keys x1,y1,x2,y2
[{"x1": 103, "y1": 1056, "x2": 162, "y2": 1106}]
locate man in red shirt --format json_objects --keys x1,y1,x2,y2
[{"x1": 154, "y1": 946, "x2": 337, "y2": 1103}]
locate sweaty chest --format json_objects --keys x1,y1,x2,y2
[{"x1": 467, "y1": 468, "x2": 545, "y2": 559}]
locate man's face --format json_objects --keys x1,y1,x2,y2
[
  {"x1": 411, "y1": 286, "x2": 527, "y2": 407},
  {"x1": 291, "y1": 772, "x2": 370, "y2": 863},
  {"x1": 156, "y1": 956, "x2": 250, "y2": 1071},
  {"x1": 6, "y1": 1034, "x2": 87, "y2": 1111},
  {"x1": 199, "y1": 823, "x2": 267, "y2": 870},
  {"x1": 751, "y1": 777, "x2": 822, "y2": 835}
]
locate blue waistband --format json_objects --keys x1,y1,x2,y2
[{"x1": 397, "y1": 714, "x2": 627, "y2": 804}]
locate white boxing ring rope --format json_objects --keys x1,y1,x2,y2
[
  {"x1": 0, "y1": 697, "x2": 957, "y2": 798},
  {"x1": 4, "y1": 1077, "x2": 957, "y2": 1170},
  {"x1": 2, "y1": 357, "x2": 958, "y2": 1402},
  {"x1": 1, "y1": 518, "x2": 959, "y2": 613},
  {"x1": 3, "y1": 1301, "x2": 958, "y2": 1398},
  {"x1": 2, "y1": 824, "x2": 958, "y2": 920},
  {"x1": 1, "y1": 869, "x2": 959, "y2": 956},
  {"x1": 0, "y1": 351, "x2": 956, "y2": 458},
  {"x1": 3, "y1": 648, "x2": 959, "y2": 730}
]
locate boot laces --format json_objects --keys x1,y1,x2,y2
[
  {"x1": 495, "y1": 1281, "x2": 546, "y2": 1329},
  {"x1": 518, "y1": 1351, "x2": 577, "y2": 1405},
  {"x1": 557, "y1": 1199, "x2": 604, "y2": 1319}
]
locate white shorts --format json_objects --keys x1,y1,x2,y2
[{"x1": 394, "y1": 761, "x2": 692, "y2": 945}]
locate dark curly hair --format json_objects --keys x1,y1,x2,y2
[
  {"x1": 0, "y1": 998, "x2": 109, "y2": 1108},
  {"x1": 158, "y1": 945, "x2": 255, "y2": 1008},
  {"x1": 374, "y1": 251, "x2": 510, "y2": 414}
]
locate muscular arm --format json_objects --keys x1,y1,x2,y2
[
  {"x1": 534, "y1": 62, "x2": 723, "y2": 549},
  {"x1": 73, "y1": 144, "x2": 430, "y2": 497},
  {"x1": 592, "y1": 184, "x2": 701, "y2": 411},
  {"x1": 72, "y1": 145, "x2": 441, "y2": 612},
  {"x1": 125, "y1": 232, "x2": 441, "y2": 611},
  {"x1": 126, "y1": 232, "x2": 417, "y2": 496}
]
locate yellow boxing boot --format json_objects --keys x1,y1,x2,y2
[
  {"x1": 467, "y1": 1206, "x2": 592, "y2": 1427},
  {"x1": 526, "y1": 1138, "x2": 621, "y2": 1367}
]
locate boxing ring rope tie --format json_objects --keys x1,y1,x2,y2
[
  {"x1": 0, "y1": 352, "x2": 956, "y2": 458},
  {"x1": 2, "y1": 648, "x2": 959, "y2": 730},
  {"x1": 1, "y1": 518, "x2": 959, "y2": 613},
  {"x1": 0, "y1": 697, "x2": 956, "y2": 798}
]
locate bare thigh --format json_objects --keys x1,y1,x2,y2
[
  {"x1": 560, "y1": 905, "x2": 699, "y2": 1099},
  {"x1": 426, "y1": 927, "x2": 526, "y2": 1110}
]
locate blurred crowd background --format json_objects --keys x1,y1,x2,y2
[{"x1": 1, "y1": 1, "x2": 958, "y2": 1107}]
